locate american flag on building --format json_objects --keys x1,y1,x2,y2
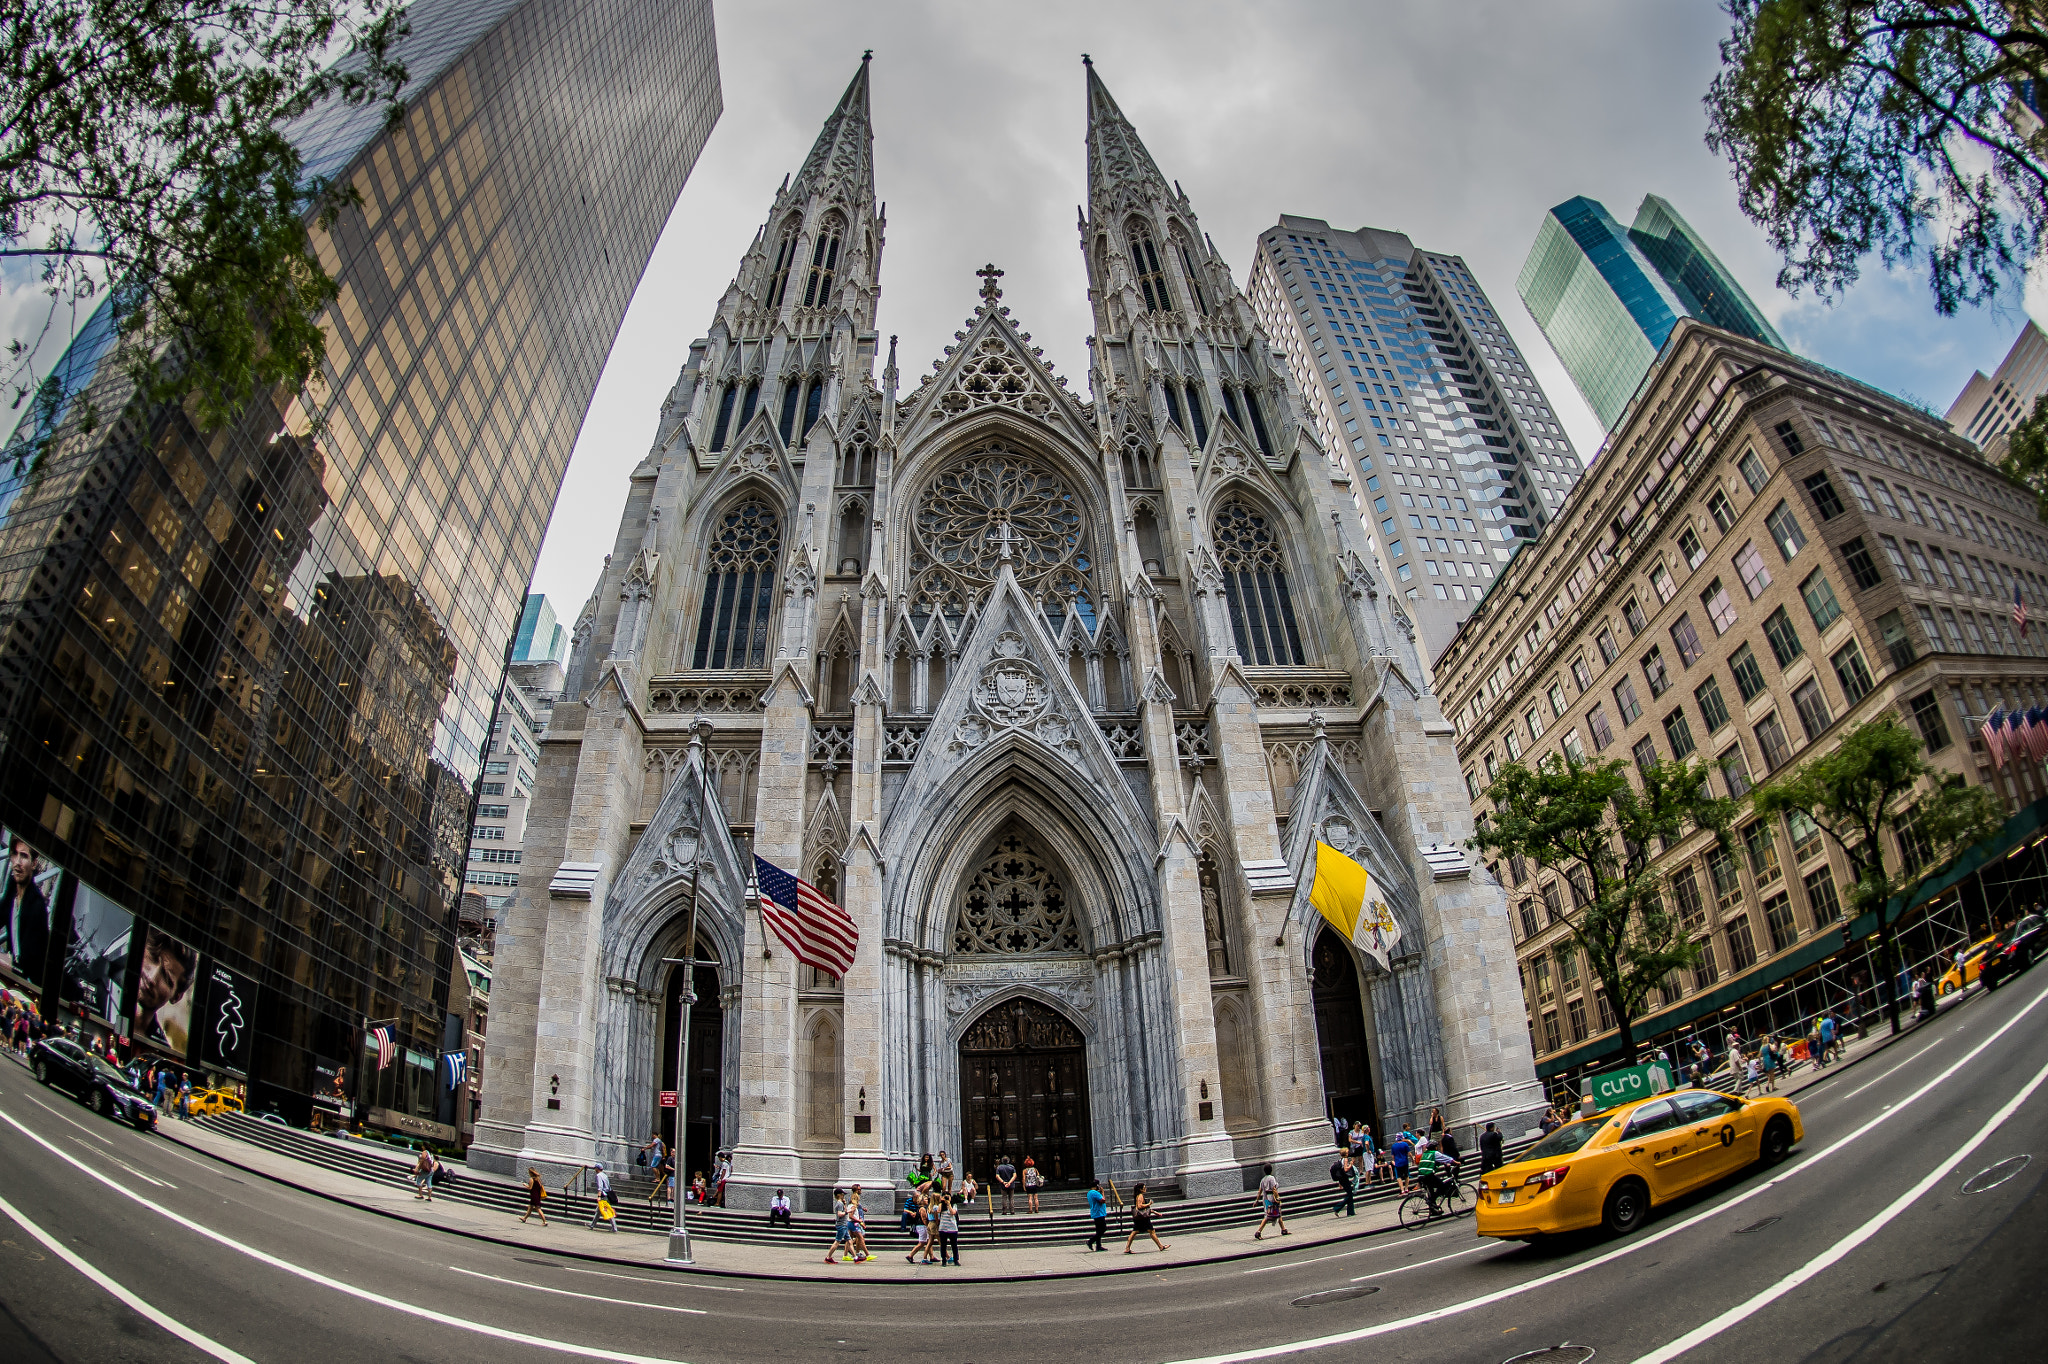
[
  {"x1": 1984, "y1": 708, "x2": 2008, "y2": 767},
  {"x1": 2015, "y1": 584, "x2": 2029, "y2": 639},
  {"x1": 369, "y1": 1025, "x2": 396, "y2": 1071},
  {"x1": 754, "y1": 855, "x2": 859, "y2": 978}
]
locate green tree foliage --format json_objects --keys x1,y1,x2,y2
[
  {"x1": 1472, "y1": 754, "x2": 1736, "y2": 1066},
  {"x1": 3, "y1": 2, "x2": 412, "y2": 464},
  {"x1": 1704, "y1": 1, "x2": 2047, "y2": 314},
  {"x1": 1753, "y1": 712, "x2": 2002, "y2": 1032},
  {"x1": 1997, "y1": 391, "x2": 2048, "y2": 520}
]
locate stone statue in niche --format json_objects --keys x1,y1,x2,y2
[{"x1": 1202, "y1": 883, "x2": 1229, "y2": 976}]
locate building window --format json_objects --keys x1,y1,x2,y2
[
  {"x1": 1567, "y1": 998, "x2": 1588, "y2": 1044},
  {"x1": 1763, "y1": 606, "x2": 1804, "y2": 666},
  {"x1": 1709, "y1": 489, "x2": 1737, "y2": 533},
  {"x1": 1727, "y1": 914, "x2": 1759, "y2": 972},
  {"x1": 1763, "y1": 891, "x2": 1799, "y2": 952},
  {"x1": 1693, "y1": 936, "x2": 1719, "y2": 989},
  {"x1": 1562, "y1": 728, "x2": 1587, "y2": 762},
  {"x1": 1709, "y1": 845, "x2": 1743, "y2": 911},
  {"x1": 1744, "y1": 819, "x2": 1784, "y2": 885},
  {"x1": 1541, "y1": 1011, "x2": 1562, "y2": 1054},
  {"x1": 1803, "y1": 472, "x2": 1845, "y2": 520},
  {"x1": 1526, "y1": 705, "x2": 1545, "y2": 740},
  {"x1": 1734, "y1": 540, "x2": 1773, "y2": 598},
  {"x1": 1214, "y1": 501, "x2": 1307, "y2": 665},
  {"x1": 1703, "y1": 580, "x2": 1738, "y2": 634},
  {"x1": 1720, "y1": 745, "x2": 1753, "y2": 797},
  {"x1": 1754, "y1": 710, "x2": 1794, "y2": 770},
  {"x1": 476, "y1": 804, "x2": 510, "y2": 819},
  {"x1": 1643, "y1": 645, "x2": 1670, "y2": 696},
  {"x1": 1670, "y1": 613, "x2": 1705, "y2": 666},
  {"x1": 1679, "y1": 525, "x2": 1706, "y2": 569},
  {"x1": 1801, "y1": 570, "x2": 1843, "y2": 630},
  {"x1": 765, "y1": 228, "x2": 798, "y2": 308},
  {"x1": 1907, "y1": 688, "x2": 1951, "y2": 751},
  {"x1": 1542, "y1": 880, "x2": 1565, "y2": 926},
  {"x1": 1876, "y1": 609, "x2": 1915, "y2": 669},
  {"x1": 1832, "y1": 638, "x2": 1874, "y2": 703},
  {"x1": 1664, "y1": 708, "x2": 1697, "y2": 759},
  {"x1": 1804, "y1": 864, "x2": 1842, "y2": 922},
  {"x1": 801, "y1": 222, "x2": 843, "y2": 306},
  {"x1": 1571, "y1": 655, "x2": 1593, "y2": 691},
  {"x1": 1614, "y1": 677, "x2": 1643, "y2": 724},
  {"x1": 1650, "y1": 560, "x2": 1676, "y2": 603},
  {"x1": 481, "y1": 782, "x2": 505, "y2": 796},
  {"x1": 1129, "y1": 225, "x2": 1170, "y2": 312},
  {"x1": 1787, "y1": 809, "x2": 1826, "y2": 863},
  {"x1": 1533, "y1": 954, "x2": 1555, "y2": 1004},
  {"x1": 1673, "y1": 864, "x2": 1707, "y2": 929},
  {"x1": 1792, "y1": 677, "x2": 1833, "y2": 739},
  {"x1": 1740, "y1": 447, "x2": 1770, "y2": 491},
  {"x1": 1549, "y1": 680, "x2": 1569, "y2": 718},
  {"x1": 708, "y1": 381, "x2": 738, "y2": 452},
  {"x1": 1696, "y1": 675, "x2": 1732, "y2": 732},
  {"x1": 1766, "y1": 501, "x2": 1807, "y2": 560},
  {"x1": 1632, "y1": 734, "x2": 1660, "y2": 771},
  {"x1": 1772, "y1": 421, "x2": 1804, "y2": 458},
  {"x1": 1729, "y1": 643, "x2": 1768, "y2": 701},
  {"x1": 1595, "y1": 989, "x2": 1616, "y2": 1032},
  {"x1": 691, "y1": 498, "x2": 782, "y2": 670},
  {"x1": 1587, "y1": 705, "x2": 1615, "y2": 751},
  {"x1": 1597, "y1": 626, "x2": 1620, "y2": 665},
  {"x1": 1623, "y1": 596, "x2": 1648, "y2": 636}
]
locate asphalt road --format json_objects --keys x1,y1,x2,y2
[{"x1": 2, "y1": 970, "x2": 2042, "y2": 1364}]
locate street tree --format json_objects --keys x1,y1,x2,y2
[
  {"x1": 1704, "y1": 1, "x2": 2047, "y2": 315},
  {"x1": 1998, "y1": 392, "x2": 2048, "y2": 519},
  {"x1": 1472, "y1": 753, "x2": 1736, "y2": 1068},
  {"x1": 3, "y1": 1, "x2": 413, "y2": 469},
  {"x1": 1753, "y1": 712, "x2": 2003, "y2": 1034}
]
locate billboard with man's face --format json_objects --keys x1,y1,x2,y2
[
  {"x1": 0, "y1": 829, "x2": 59, "y2": 985},
  {"x1": 132, "y1": 925, "x2": 199, "y2": 1056}
]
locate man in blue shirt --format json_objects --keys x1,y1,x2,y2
[
  {"x1": 1390, "y1": 1131, "x2": 1414, "y2": 1194},
  {"x1": 1086, "y1": 1179, "x2": 1109, "y2": 1251}
]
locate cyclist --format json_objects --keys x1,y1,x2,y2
[{"x1": 1414, "y1": 1140, "x2": 1446, "y2": 1215}]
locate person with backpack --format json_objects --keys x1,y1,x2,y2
[
  {"x1": 587, "y1": 1165, "x2": 618, "y2": 1232},
  {"x1": 1330, "y1": 1152, "x2": 1358, "y2": 1217}
]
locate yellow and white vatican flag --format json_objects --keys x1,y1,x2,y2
[{"x1": 1308, "y1": 841, "x2": 1401, "y2": 972}]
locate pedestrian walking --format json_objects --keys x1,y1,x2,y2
[
  {"x1": 1253, "y1": 1164, "x2": 1288, "y2": 1238},
  {"x1": 996, "y1": 1154, "x2": 1017, "y2": 1213},
  {"x1": 826, "y1": 1187, "x2": 850, "y2": 1264},
  {"x1": 1390, "y1": 1130, "x2": 1414, "y2": 1194},
  {"x1": 1023, "y1": 1156, "x2": 1042, "y2": 1213},
  {"x1": 1330, "y1": 1153, "x2": 1358, "y2": 1217},
  {"x1": 1086, "y1": 1179, "x2": 1109, "y2": 1251},
  {"x1": 586, "y1": 1165, "x2": 618, "y2": 1231},
  {"x1": 1479, "y1": 1121, "x2": 1504, "y2": 1174},
  {"x1": 519, "y1": 1168, "x2": 548, "y2": 1225},
  {"x1": 411, "y1": 1149, "x2": 436, "y2": 1201},
  {"x1": 1123, "y1": 1183, "x2": 1168, "y2": 1253},
  {"x1": 937, "y1": 1197, "x2": 961, "y2": 1266},
  {"x1": 847, "y1": 1185, "x2": 870, "y2": 1262},
  {"x1": 906, "y1": 1191, "x2": 935, "y2": 1264}
]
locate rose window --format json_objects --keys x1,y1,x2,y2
[
  {"x1": 953, "y1": 826, "x2": 1082, "y2": 955},
  {"x1": 909, "y1": 444, "x2": 1094, "y2": 630}
]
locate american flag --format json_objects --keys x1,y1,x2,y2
[
  {"x1": 369, "y1": 1025, "x2": 395, "y2": 1071},
  {"x1": 2032, "y1": 708, "x2": 2048, "y2": 763},
  {"x1": 1984, "y1": 708, "x2": 2008, "y2": 767},
  {"x1": 754, "y1": 855, "x2": 859, "y2": 978},
  {"x1": 2016, "y1": 585, "x2": 2030, "y2": 639}
]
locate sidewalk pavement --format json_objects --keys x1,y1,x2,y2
[{"x1": 82, "y1": 982, "x2": 1981, "y2": 1286}]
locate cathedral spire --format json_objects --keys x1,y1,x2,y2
[
  {"x1": 790, "y1": 51, "x2": 874, "y2": 205},
  {"x1": 1084, "y1": 56, "x2": 1171, "y2": 216}
]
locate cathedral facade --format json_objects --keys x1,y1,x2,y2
[{"x1": 470, "y1": 57, "x2": 1542, "y2": 1206}]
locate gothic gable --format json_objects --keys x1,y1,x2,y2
[
  {"x1": 701, "y1": 406, "x2": 802, "y2": 499},
  {"x1": 897, "y1": 284, "x2": 1092, "y2": 446},
  {"x1": 602, "y1": 742, "x2": 748, "y2": 981},
  {"x1": 1281, "y1": 735, "x2": 1425, "y2": 968}
]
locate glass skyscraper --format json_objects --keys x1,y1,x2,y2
[
  {"x1": 1519, "y1": 194, "x2": 1783, "y2": 431},
  {"x1": 0, "y1": 0, "x2": 719, "y2": 1133}
]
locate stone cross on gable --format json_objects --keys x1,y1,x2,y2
[
  {"x1": 990, "y1": 516, "x2": 1019, "y2": 564},
  {"x1": 976, "y1": 263, "x2": 1004, "y2": 300}
]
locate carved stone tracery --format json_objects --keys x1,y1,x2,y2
[{"x1": 952, "y1": 826, "x2": 1082, "y2": 955}]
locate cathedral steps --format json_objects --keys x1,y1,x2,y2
[{"x1": 192, "y1": 1111, "x2": 1536, "y2": 1250}]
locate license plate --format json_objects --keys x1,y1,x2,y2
[{"x1": 1497, "y1": 1189, "x2": 1516, "y2": 1205}]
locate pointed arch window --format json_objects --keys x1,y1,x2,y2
[
  {"x1": 802, "y1": 377, "x2": 824, "y2": 439},
  {"x1": 1128, "y1": 224, "x2": 1169, "y2": 312},
  {"x1": 1221, "y1": 385, "x2": 1243, "y2": 428},
  {"x1": 766, "y1": 229, "x2": 799, "y2": 308},
  {"x1": 802, "y1": 223, "x2": 843, "y2": 307},
  {"x1": 1184, "y1": 381, "x2": 1209, "y2": 448},
  {"x1": 1214, "y1": 500, "x2": 1306, "y2": 666},
  {"x1": 708, "y1": 382, "x2": 738, "y2": 452},
  {"x1": 1163, "y1": 380, "x2": 1184, "y2": 431},
  {"x1": 1241, "y1": 387, "x2": 1276, "y2": 459},
  {"x1": 778, "y1": 379, "x2": 802, "y2": 444},
  {"x1": 691, "y1": 499, "x2": 782, "y2": 670},
  {"x1": 1175, "y1": 236, "x2": 1210, "y2": 315},
  {"x1": 737, "y1": 379, "x2": 760, "y2": 432}
]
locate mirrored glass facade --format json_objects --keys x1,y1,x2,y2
[{"x1": 0, "y1": 0, "x2": 719, "y2": 1127}]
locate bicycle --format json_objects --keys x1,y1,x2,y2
[{"x1": 1397, "y1": 1172, "x2": 1475, "y2": 1229}]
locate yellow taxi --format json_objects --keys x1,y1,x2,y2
[
  {"x1": 1938, "y1": 936, "x2": 2001, "y2": 994},
  {"x1": 187, "y1": 1087, "x2": 244, "y2": 1117},
  {"x1": 1476, "y1": 1087, "x2": 1802, "y2": 1239}
]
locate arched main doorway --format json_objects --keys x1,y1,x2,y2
[
  {"x1": 658, "y1": 955, "x2": 723, "y2": 1185},
  {"x1": 958, "y1": 997, "x2": 1092, "y2": 1188},
  {"x1": 1312, "y1": 927, "x2": 1378, "y2": 1140}
]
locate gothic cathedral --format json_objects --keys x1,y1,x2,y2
[{"x1": 471, "y1": 57, "x2": 1541, "y2": 1205}]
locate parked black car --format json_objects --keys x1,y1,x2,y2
[
  {"x1": 30, "y1": 1037, "x2": 158, "y2": 1130},
  {"x1": 1980, "y1": 914, "x2": 2045, "y2": 991}
]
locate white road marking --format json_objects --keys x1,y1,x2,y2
[
  {"x1": 1149, "y1": 971, "x2": 2048, "y2": 1364},
  {"x1": 1240, "y1": 1230, "x2": 1443, "y2": 1274},
  {"x1": 1349, "y1": 1242, "x2": 1498, "y2": 1281},
  {"x1": 27, "y1": 1091, "x2": 113, "y2": 1142},
  {"x1": 0, "y1": 1108, "x2": 696, "y2": 1363},
  {"x1": 1842, "y1": 1033, "x2": 1947, "y2": 1101},
  {"x1": 552, "y1": 1263, "x2": 744, "y2": 1290},
  {"x1": 72, "y1": 1136, "x2": 174, "y2": 1189},
  {"x1": 1627, "y1": 1052, "x2": 2048, "y2": 1364},
  {"x1": 0, "y1": 1187, "x2": 256, "y2": 1364},
  {"x1": 449, "y1": 1265, "x2": 707, "y2": 1314}
]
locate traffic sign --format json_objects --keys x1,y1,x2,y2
[
  {"x1": 659, "y1": 1090, "x2": 678, "y2": 1108},
  {"x1": 1587, "y1": 1060, "x2": 1673, "y2": 1110}
]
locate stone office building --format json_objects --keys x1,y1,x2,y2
[
  {"x1": 1437, "y1": 319, "x2": 2048, "y2": 1084},
  {"x1": 472, "y1": 58, "x2": 1541, "y2": 1206}
]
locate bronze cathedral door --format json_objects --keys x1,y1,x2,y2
[{"x1": 958, "y1": 997, "x2": 1091, "y2": 1188}]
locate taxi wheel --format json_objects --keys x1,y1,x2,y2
[
  {"x1": 1602, "y1": 1178, "x2": 1649, "y2": 1236},
  {"x1": 1759, "y1": 1116, "x2": 1793, "y2": 1165}
]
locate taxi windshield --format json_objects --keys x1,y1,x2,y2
[{"x1": 1522, "y1": 1116, "x2": 1609, "y2": 1160}]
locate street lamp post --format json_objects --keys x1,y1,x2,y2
[{"x1": 657, "y1": 945, "x2": 713, "y2": 1265}]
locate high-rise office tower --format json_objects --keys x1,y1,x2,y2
[
  {"x1": 1519, "y1": 194, "x2": 1785, "y2": 432},
  {"x1": 1246, "y1": 217, "x2": 1589, "y2": 663},
  {"x1": 1948, "y1": 321, "x2": 2048, "y2": 460},
  {"x1": 0, "y1": 0, "x2": 719, "y2": 1134},
  {"x1": 514, "y1": 593, "x2": 569, "y2": 665}
]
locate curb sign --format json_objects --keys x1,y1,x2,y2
[
  {"x1": 659, "y1": 1090, "x2": 678, "y2": 1108},
  {"x1": 1589, "y1": 1061, "x2": 1673, "y2": 1110}
]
